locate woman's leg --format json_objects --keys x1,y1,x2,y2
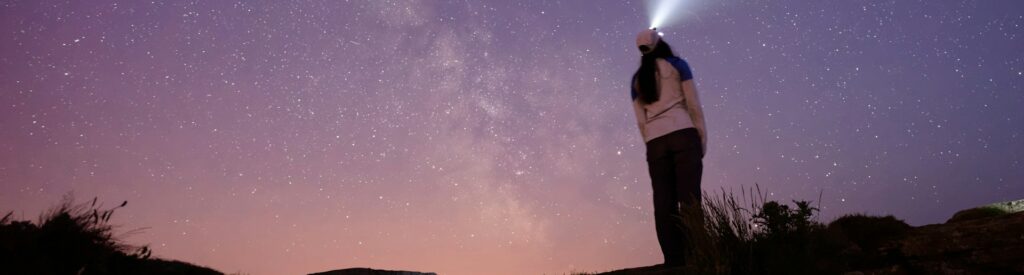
[
  {"x1": 647, "y1": 132, "x2": 686, "y2": 266},
  {"x1": 672, "y1": 128, "x2": 704, "y2": 262},
  {"x1": 674, "y1": 129, "x2": 703, "y2": 207}
]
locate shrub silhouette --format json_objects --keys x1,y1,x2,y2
[
  {"x1": 752, "y1": 200, "x2": 819, "y2": 238},
  {"x1": 0, "y1": 195, "x2": 221, "y2": 275},
  {"x1": 748, "y1": 200, "x2": 826, "y2": 275},
  {"x1": 668, "y1": 186, "x2": 912, "y2": 275},
  {"x1": 825, "y1": 214, "x2": 911, "y2": 271}
]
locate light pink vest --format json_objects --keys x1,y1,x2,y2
[{"x1": 632, "y1": 59, "x2": 694, "y2": 143}]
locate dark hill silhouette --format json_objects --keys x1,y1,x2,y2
[
  {"x1": 0, "y1": 196, "x2": 222, "y2": 275},
  {"x1": 309, "y1": 267, "x2": 437, "y2": 275}
]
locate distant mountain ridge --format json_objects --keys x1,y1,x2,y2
[{"x1": 310, "y1": 267, "x2": 437, "y2": 275}]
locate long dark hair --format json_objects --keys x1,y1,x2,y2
[{"x1": 633, "y1": 40, "x2": 676, "y2": 104}]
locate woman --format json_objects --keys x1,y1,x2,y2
[{"x1": 631, "y1": 28, "x2": 707, "y2": 267}]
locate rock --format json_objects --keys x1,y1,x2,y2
[
  {"x1": 947, "y1": 199, "x2": 1024, "y2": 223},
  {"x1": 309, "y1": 267, "x2": 436, "y2": 275},
  {"x1": 897, "y1": 211, "x2": 1024, "y2": 274}
]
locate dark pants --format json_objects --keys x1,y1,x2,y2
[{"x1": 645, "y1": 128, "x2": 703, "y2": 266}]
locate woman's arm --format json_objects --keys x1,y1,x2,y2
[{"x1": 681, "y1": 79, "x2": 706, "y2": 156}]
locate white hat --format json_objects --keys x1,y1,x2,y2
[{"x1": 636, "y1": 28, "x2": 661, "y2": 54}]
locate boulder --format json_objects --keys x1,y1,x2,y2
[{"x1": 947, "y1": 199, "x2": 1024, "y2": 223}]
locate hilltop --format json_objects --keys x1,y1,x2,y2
[{"x1": 584, "y1": 199, "x2": 1024, "y2": 275}]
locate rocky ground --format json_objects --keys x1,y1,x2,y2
[{"x1": 859, "y1": 206, "x2": 1024, "y2": 274}]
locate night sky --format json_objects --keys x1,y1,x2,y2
[{"x1": 2, "y1": 0, "x2": 1023, "y2": 274}]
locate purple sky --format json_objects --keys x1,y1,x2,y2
[{"x1": 2, "y1": 0, "x2": 1023, "y2": 274}]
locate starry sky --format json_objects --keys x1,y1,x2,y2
[{"x1": 2, "y1": 0, "x2": 1023, "y2": 274}]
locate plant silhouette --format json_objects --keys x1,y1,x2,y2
[{"x1": 0, "y1": 194, "x2": 221, "y2": 275}]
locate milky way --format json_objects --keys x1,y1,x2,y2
[{"x1": 2, "y1": 1, "x2": 1023, "y2": 274}]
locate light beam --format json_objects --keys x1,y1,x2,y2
[{"x1": 646, "y1": 0, "x2": 694, "y2": 29}]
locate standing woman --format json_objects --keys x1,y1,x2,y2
[{"x1": 630, "y1": 28, "x2": 707, "y2": 267}]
